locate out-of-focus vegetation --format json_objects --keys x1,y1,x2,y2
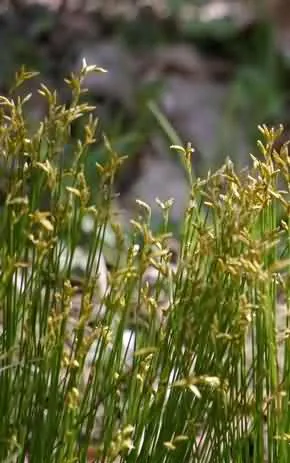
[
  {"x1": 0, "y1": 2, "x2": 287, "y2": 242},
  {"x1": 1, "y1": 1, "x2": 289, "y2": 178}
]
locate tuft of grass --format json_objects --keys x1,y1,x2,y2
[{"x1": 1, "y1": 64, "x2": 290, "y2": 462}]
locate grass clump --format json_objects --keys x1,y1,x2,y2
[{"x1": 1, "y1": 63, "x2": 290, "y2": 463}]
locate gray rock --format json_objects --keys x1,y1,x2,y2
[
  {"x1": 159, "y1": 75, "x2": 250, "y2": 173},
  {"x1": 120, "y1": 145, "x2": 189, "y2": 224},
  {"x1": 74, "y1": 41, "x2": 136, "y2": 110}
]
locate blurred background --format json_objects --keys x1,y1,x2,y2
[{"x1": 1, "y1": 0, "x2": 290, "y2": 231}]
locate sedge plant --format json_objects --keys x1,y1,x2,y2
[{"x1": 0, "y1": 63, "x2": 290, "y2": 463}]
